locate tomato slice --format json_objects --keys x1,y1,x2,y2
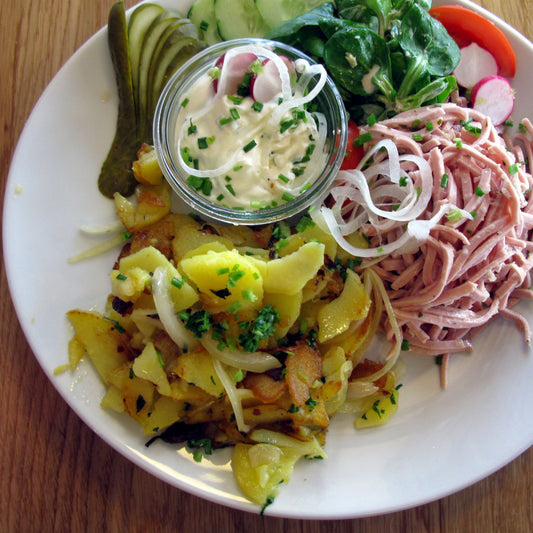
[
  {"x1": 429, "y1": 5, "x2": 516, "y2": 78},
  {"x1": 341, "y1": 120, "x2": 365, "y2": 170}
]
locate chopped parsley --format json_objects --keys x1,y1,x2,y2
[
  {"x1": 238, "y1": 305, "x2": 281, "y2": 352},
  {"x1": 187, "y1": 438, "x2": 213, "y2": 462},
  {"x1": 184, "y1": 310, "x2": 213, "y2": 338}
]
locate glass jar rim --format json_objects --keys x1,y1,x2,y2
[{"x1": 153, "y1": 38, "x2": 347, "y2": 225}]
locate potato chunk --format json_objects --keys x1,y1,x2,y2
[
  {"x1": 263, "y1": 242, "x2": 325, "y2": 295},
  {"x1": 318, "y1": 269, "x2": 371, "y2": 343},
  {"x1": 232, "y1": 443, "x2": 300, "y2": 505},
  {"x1": 175, "y1": 347, "x2": 224, "y2": 398},
  {"x1": 114, "y1": 182, "x2": 171, "y2": 232},
  {"x1": 180, "y1": 249, "x2": 263, "y2": 313},
  {"x1": 132, "y1": 342, "x2": 171, "y2": 396},
  {"x1": 117, "y1": 246, "x2": 198, "y2": 311},
  {"x1": 66, "y1": 309, "x2": 130, "y2": 383}
]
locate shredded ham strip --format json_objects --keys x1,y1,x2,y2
[{"x1": 326, "y1": 103, "x2": 533, "y2": 378}]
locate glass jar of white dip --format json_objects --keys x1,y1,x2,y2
[{"x1": 153, "y1": 38, "x2": 347, "y2": 225}]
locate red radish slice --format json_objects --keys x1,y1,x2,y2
[
  {"x1": 454, "y1": 42, "x2": 498, "y2": 89},
  {"x1": 471, "y1": 75, "x2": 515, "y2": 126},
  {"x1": 215, "y1": 52, "x2": 257, "y2": 95},
  {"x1": 251, "y1": 56, "x2": 295, "y2": 103}
]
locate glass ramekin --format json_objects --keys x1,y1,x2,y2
[{"x1": 153, "y1": 38, "x2": 347, "y2": 225}]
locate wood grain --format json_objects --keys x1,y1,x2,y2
[{"x1": 0, "y1": 1, "x2": 532, "y2": 532}]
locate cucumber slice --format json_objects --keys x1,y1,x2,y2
[
  {"x1": 128, "y1": 3, "x2": 165, "y2": 126},
  {"x1": 214, "y1": 0, "x2": 270, "y2": 40},
  {"x1": 137, "y1": 12, "x2": 181, "y2": 135},
  {"x1": 255, "y1": 0, "x2": 329, "y2": 28},
  {"x1": 146, "y1": 22, "x2": 205, "y2": 140},
  {"x1": 188, "y1": 0, "x2": 222, "y2": 46},
  {"x1": 149, "y1": 41, "x2": 206, "y2": 125}
]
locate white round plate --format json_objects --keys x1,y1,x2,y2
[{"x1": 3, "y1": 0, "x2": 533, "y2": 519}]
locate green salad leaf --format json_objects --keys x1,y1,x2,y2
[{"x1": 266, "y1": 0, "x2": 460, "y2": 121}]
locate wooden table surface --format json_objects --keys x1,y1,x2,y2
[{"x1": 1, "y1": 1, "x2": 532, "y2": 531}]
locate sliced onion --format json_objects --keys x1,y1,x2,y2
[
  {"x1": 249, "y1": 429, "x2": 326, "y2": 458},
  {"x1": 80, "y1": 219, "x2": 125, "y2": 235},
  {"x1": 212, "y1": 358, "x2": 250, "y2": 433},
  {"x1": 201, "y1": 333, "x2": 281, "y2": 373},
  {"x1": 345, "y1": 380, "x2": 379, "y2": 400},
  {"x1": 67, "y1": 232, "x2": 126, "y2": 263},
  {"x1": 152, "y1": 267, "x2": 198, "y2": 351}
]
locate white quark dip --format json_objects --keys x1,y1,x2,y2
[{"x1": 175, "y1": 48, "x2": 328, "y2": 210}]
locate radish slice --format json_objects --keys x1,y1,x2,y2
[
  {"x1": 471, "y1": 75, "x2": 515, "y2": 125},
  {"x1": 454, "y1": 42, "x2": 498, "y2": 89},
  {"x1": 251, "y1": 56, "x2": 295, "y2": 103},
  {"x1": 215, "y1": 52, "x2": 257, "y2": 95}
]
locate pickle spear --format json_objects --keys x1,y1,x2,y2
[{"x1": 98, "y1": 1, "x2": 139, "y2": 199}]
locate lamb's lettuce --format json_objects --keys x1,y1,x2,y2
[{"x1": 266, "y1": 0, "x2": 460, "y2": 121}]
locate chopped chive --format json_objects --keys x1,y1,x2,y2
[
  {"x1": 216, "y1": 193, "x2": 224, "y2": 202},
  {"x1": 199, "y1": 20, "x2": 209, "y2": 31},
  {"x1": 401, "y1": 339, "x2": 410, "y2": 351},
  {"x1": 296, "y1": 216, "x2": 315, "y2": 232},
  {"x1": 219, "y1": 116, "x2": 233, "y2": 126},
  {"x1": 460, "y1": 118, "x2": 481, "y2": 137},
  {"x1": 503, "y1": 119, "x2": 514, "y2": 127},
  {"x1": 197, "y1": 137, "x2": 209, "y2": 149},
  {"x1": 242, "y1": 289, "x2": 258, "y2": 302},
  {"x1": 217, "y1": 267, "x2": 230, "y2": 275},
  {"x1": 425, "y1": 122, "x2": 433, "y2": 131},
  {"x1": 227, "y1": 95, "x2": 243, "y2": 105},
  {"x1": 251, "y1": 101, "x2": 263, "y2": 112},
  {"x1": 187, "y1": 175, "x2": 212, "y2": 196},
  {"x1": 156, "y1": 350, "x2": 165, "y2": 368},
  {"x1": 292, "y1": 166, "x2": 305, "y2": 177},
  {"x1": 412, "y1": 133, "x2": 423, "y2": 142},
  {"x1": 243, "y1": 140, "x2": 257, "y2": 152},
  {"x1": 116, "y1": 273, "x2": 127, "y2": 281},
  {"x1": 180, "y1": 97, "x2": 190, "y2": 107},
  {"x1": 233, "y1": 369, "x2": 244, "y2": 382},
  {"x1": 474, "y1": 186, "x2": 485, "y2": 197},
  {"x1": 249, "y1": 59, "x2": 263, "y2": 75},
  {"x1": 280, "y1": 119, "x2": 295, "y2": 133},
  {"x1": 282, "y1": 192, "x2": 294, "y2": 202},
  {"x1": 353, "y1": 132, "x2": 372, "y2": 147},
  {"x1": 187, "y1": 120, "x2": 197, "y2": 135},
  {"x1": 230, "y1": 108, "x2": 240, "y2": 120},
  {"x1": 366, "y1": 113, "x2": 377, "y2": 126},
  {"x1": 509, "y1": 163, "x2": 520, "y2": 174},
  {"x1": 225, "y1": 184, "x2": 236, "y2": 196},
  {"x1": 519, "y1": 123, "x2": 528, "y2": 134},
  {"x1": 446, "y1": 208, "x2": 462, "y2": 223},
  {"x1": 441, "y1": 173, "x2": 449, "y2": 188},
  {"x1": 399, "y1": 176, "x2": 408, "y2": 187},
  {"x1": 250, "y1": 200, "x2": 268, "y2": 209},
  {"x1": 233, "y1": 165, "x2": 243, "y2": 171},
  {"x1": 171, "y1": 276, "x2": 184, "y2": 289},
  {"x1": 237, "y1": 72, "x2": 252, "y2": 96},
  {"x1": 278, "y1": 173, "x2": 290, "y2": 183},
  {"x1": 453, "y1": 137, "x2": 463, "y2": 149},
  {"x1": 208, "y1": 66, "x2": 221, "y2": 79}
]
